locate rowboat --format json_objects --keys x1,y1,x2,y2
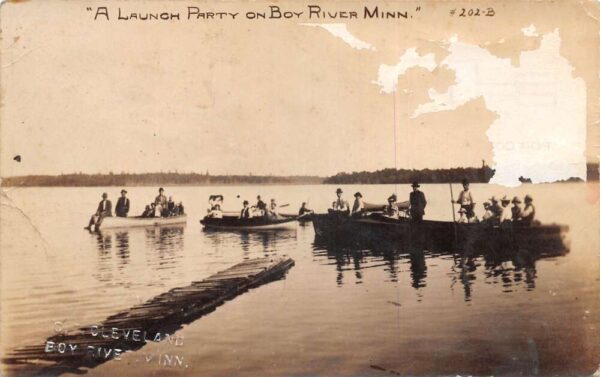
[
  {"x1": 312, "y1": 212, "x2": 569, "y2": 253},
  {"x1": 200, "y1": 215, "x2": 298, "y2": 231},
  {"x1": 90, "y1": 215, "x2": 187, "y2": 231}
]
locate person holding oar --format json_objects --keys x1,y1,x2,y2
[{"x1": 452, "y1": 178, "x2": 476, "y2": 222}]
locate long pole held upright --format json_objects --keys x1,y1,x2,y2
[{"x1": 449, "y1": 183, "x2": 458, "y2": 245}]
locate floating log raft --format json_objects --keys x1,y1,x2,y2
[{"x1": 3, "y1": 256, "x2": 294, "y2": 375}]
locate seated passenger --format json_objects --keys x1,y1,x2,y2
[
  {"x1": 208, "y1": 204, "x2": 223, "y2": 218},
  {"x1": 178, "y1": 202, "x2": 185, "y2": 215},
  {"x1": 482, "y1": 201, "x2": 494, "y2": 222},
  {"x1": 167, "y1": 196, "x2": 176, "y2": 216},
  {"x1": 153, "y1": 203, "x2": 162, "y2": 218},
  {"x1": 383, "y1": 194, "x2": 399, "y2": 219},
  {"x1": 141, "y1": 205, "x2": 152, "y2": 218},
  {"x1": 520, "y1": 195, "x2": 536, "y2": 226},
  {"x1": 351, "y1": 192, "x2": 365, "y2": 216},
  {"x1": 240, "y1": 200, "x2": 252, "y2": 219},
  {"x1": 511, "y1": 196, "x2": 522, "y2": 221},
  {"x1": 499, "y1": 196, "x2": 512, "y2": 223}
]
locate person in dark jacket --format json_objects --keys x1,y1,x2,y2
[
  {"x1": 409, "y1": 182, "x2": 427, "y2": 222},
  {"x1": 167, "y1": 196, "x2": 176, "y2": 216},
  {"x1": 86, "y1": 192, "x2": 112, "y2": 230},
  {"x1": 115, "y1": 189, "x2": 130, "y2": 217},
  {"x1": 240, "y1": 200, "x2": 252, "y2": 219}
]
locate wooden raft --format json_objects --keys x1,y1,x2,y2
[{"x1": 4, "y1": 256, "x2": 294, "y2": 374}]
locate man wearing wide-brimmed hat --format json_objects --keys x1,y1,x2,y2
[
  {"x1": 116, "y1": 189, "x2": 130, "y2": 217},
  {"x1": 409, "y1": 181, "x2": 427, "y2": 222},
  {"x1": 332, "y1": 188, "x2": 349, "y2": 214}
]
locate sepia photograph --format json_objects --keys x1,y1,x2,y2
[{"x1": 0, "y1": 0, "x2": 599, "y2": 376}]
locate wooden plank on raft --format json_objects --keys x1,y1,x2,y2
[{"x1": 3, "y1": 256, "x2": 294, "y2": 374}]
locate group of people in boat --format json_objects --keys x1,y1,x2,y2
[
  {"x1": 140, "y1": 187, "x2": 185, "y2": 218},
  {"x1": 330, "y1": 178, "x2": 537, "y2": 226},
  {"x1": 206, "y1": 195, "x2": 292, "y2": 221},
  {"x1": 86, "y1": 188, "x2": 184, "y2": 230},
  {"x1": 453, "y1": 178, "x2": 536, "y2": 225},
  {"x1": 331, "y1": 181, "x2": 428, "y2": 222}
]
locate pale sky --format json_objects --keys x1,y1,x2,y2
[{"x1": 1, "y1": 1, "x2": 598, "y2": 183}]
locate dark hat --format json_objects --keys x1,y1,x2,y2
[
  {"x1": 354, "y1": 192, "x2": 362, "y2": 198},
  {"x1": 243, "y1": 200, "x2": 249, "y2": 205},
  {"x1": 388, "y1": 194, "x2": 397, "y2": 202},
  {"x1": 411, "y1": 181, "x2": 420, "y2": 188},
  {"x1": 462, "y1": 178, "x2": 469, "y2": 185},
  {"x1": 301, "y1": 202, "x2": 306, "y2": 205},
  {"x1": 512, "y1": 196, "x2": 521, "y2": 204},
  {"x1": 524, "y1": 194, "x2": 533, "y2": 202},
  {"x1": 121, "y1": 189, "x2": 127, "y2": 194},
  {"x1": 336, "y1": 188, "x2": 343, "y2": 194},
  {"x1": 102, "y1": 192, "x2": 108, "y2": 198},
  {"x1": 159, "y1": 187, "x2": 164, "y2": 192},
  {"x1": 501, "y1": 195, "x2": 510, "y2": 203}
]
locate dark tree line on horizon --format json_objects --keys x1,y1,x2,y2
[
  {"x1": 323, "y1": 166, "x2": 496, "y2": 184},
  {"x1": 1, "y1": 163, "x2": 597, "y2": 187},
  {"x1": 0, "y1": 172, "x2": 324, "y2": 187}
]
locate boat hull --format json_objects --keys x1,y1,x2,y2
[
  {"x1": 93, "y1": 215, "x2": 187, "y2": 231},
  {"x1": 200, "y1": 216, "x2": 297, "y2": 231},
  {"x1": 312, "y1": 213, "x2": 568, "y2": 253}
]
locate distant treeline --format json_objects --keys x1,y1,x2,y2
[
  {"x1": 0, "y1": 172, "x2": 324, "y2": 187},
  {"x1": 324, "y1": 166, "x2": 496, "y2": 184},
  {"x1": 2, "y1": 163, "x2": 597, "y2": 187}
]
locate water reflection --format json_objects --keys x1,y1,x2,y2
[
  {"x1": 313, "y1": 235, "x2": 568, "y2": 301},
  {"x1": 202, "y1": 229, "x2": 297, "y2": 256}
]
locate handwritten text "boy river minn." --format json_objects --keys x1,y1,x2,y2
[{"x1": 88, "y1": 5, "x2": 421, "y2": 21}]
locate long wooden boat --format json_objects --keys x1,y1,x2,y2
[
  {"x1": 200, "y1": 215, "x2": 298, "y2": 230},
  {"x1": 312, "y1": 213, "x2": 569, "y2": 253},
  {"x1": 91, "y1": 215, "x2": 187, "y2": 231}
]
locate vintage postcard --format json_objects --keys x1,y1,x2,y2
[{"x1": 1, "y1": 0, "x2": 599, "y2": 376}]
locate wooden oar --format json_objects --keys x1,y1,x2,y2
[{"x1": 449, "y1": 183, "x2": 458, "y2": 246}]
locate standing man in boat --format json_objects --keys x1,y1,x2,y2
[
  {"x1": 298, "y1": 202, "x2": 313, "y2": 216},
  {"x1": 155, "y1": 187, "x2": 167, "y2": 207},
  {"x1": 332, "y1": 188, "x2": 350, "y2": 214},
  {"x1": 453, "y1": 178, "x2": 475, "y2": 220},
  {"x1": 409, "y1": 182, "x2": 427, "y2": 222},
  {"x1": 86, "y1": 192, "x2": 112, "y2": 230},
  {"x1": 351, "y1": 192, "x2": 365, "y2": 216},
  {"x1": 115, "y1": 189, "x2": 130, "y2": 217}
]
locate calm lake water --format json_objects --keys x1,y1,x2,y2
[{"x1": 1, "y1": 183, "x2": 599, "y2": 376}]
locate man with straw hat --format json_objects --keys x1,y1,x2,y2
[{"x1": 384, "y1": 193, "x2": 400, "y2": 219}]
